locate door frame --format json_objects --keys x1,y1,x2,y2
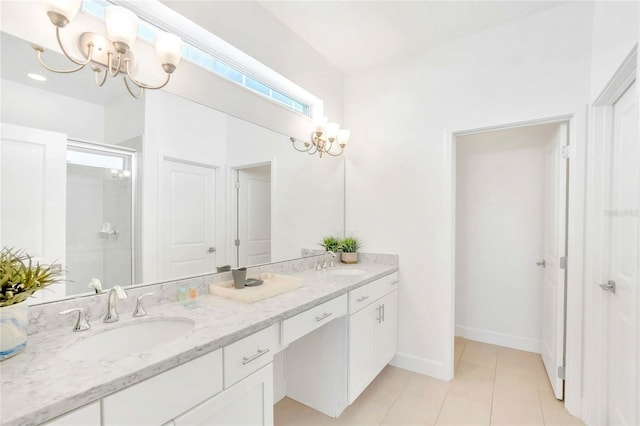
[
  {"x1": 582, "y1": 45, "x2": 637, "y2": 426},
  {"x1": 443, "y1": 109, "x2": 587, "y2": 417},
  {"x1": 228, "y1": 161, "x2": 273, "y2": 268}
]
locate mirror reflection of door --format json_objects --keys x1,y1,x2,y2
[
  {"x1": 235, "y1": 164, "x2": 271, "y2": 268},
  {"x1": 0, "y1": 123, "x2": 67, "y2": 303},
  {"x1": 66, "y1": 143, "x2": 135, "y2": 295},
  {"x1": 161, "y1": 158, "x2": 216, "y2": 280}
]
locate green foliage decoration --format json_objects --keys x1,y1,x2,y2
[{"x1": 0, "y1": 247, "x2": 62, "y2": 307}]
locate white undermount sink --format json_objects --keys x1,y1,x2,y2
[
  {"x1": 60, "y1": 317, "x2": 194, "y2": 361},
  {"x1": 326, "y1": 268, "x2": 367, "y2": 276}
]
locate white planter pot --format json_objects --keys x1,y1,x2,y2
[
  {"x1": 0, "y1": 302, "x2": 28, "y2": 360},
  {"x1": 341, "y1": 252, "x2": 358, "y2": 264}
]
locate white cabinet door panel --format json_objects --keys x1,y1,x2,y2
[{"x1": 173, "y1": 364, "x2": 273, "y2": 426}]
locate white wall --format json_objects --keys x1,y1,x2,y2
[
  {"x1": 225, "y1": 113, "x2": 345, "y2": 263},
  {"x1": 1, "y1": 79, "x2": 104, "y2": 142},
  {"x1": 589, "y1": 1, "x2": 639, "y2": 102},
  {"x1": 455, "y1": 124, "x2": 560, "y2": 353},
  {"x1": 104, "y1": 94, "x2": 145, "y2": 145},
  {"x1": 141, "y1": 90, "x2": 228, "y2": 283},
  {"x1": 344, "y1": 2, "x2": 594, "y2": 380}
]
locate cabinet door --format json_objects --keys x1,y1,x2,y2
[
  {"x1": 173, "y1": 364, "x2": 273, "y2": 426},
  {"x1": 375, "y1": 291, "x2": 398, "y2": 370},
  {"x1": 348, "y1": 301, "x2": 378, "y2": 404},
  {"x1": 103, "y1": 350, "x2": 223, "y2": 426},
  {"x1": 43, "y1": 402, "x2": 100, "y2": 426}
]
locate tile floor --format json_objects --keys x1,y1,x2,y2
[{"x1": 274, "y1": 337, "x2": 584, "y2": 425}]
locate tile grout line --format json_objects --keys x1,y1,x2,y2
[
  {"x1": 488, "y1": 352, "x2": 497, "y2": 425},
  {"x1": 433, "y1": 339, "x2": 467, "y2": 424}
]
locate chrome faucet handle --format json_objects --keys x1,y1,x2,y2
[
  {"x1": 133, "y1": 292, "x2": 154, "y2": 317},
  {"x1": 327, "y1": 250, "x2": 337, "y2": 267},
  {"x1": 59, "y1": 308, "x2": 90, "y2": 332},
  {"x1": 104, "y1": 285, "x2": 127, "y2": 323}
]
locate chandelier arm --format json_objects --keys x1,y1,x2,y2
[
  {"x1": 35, "y1": 49, "x2": 85, "y2": 74},
  {"x1": 123, "y1": 76, "x2": 145, "y2": 99},
  {"x1": 93, "y1": 67, "x2": 108, "y2": 87},
  {"x1": 325, "y1": 146, "x2": 345, "y2": 157},
  {"x1": 56, "y1": 26, "x2": 94, "y2": 66},
  {"x1": 108, "y1": 52, "x2": 123, "y2": 78},
  {"x1": 125, "y1": 59, "x2": 171, "y2": 90},
  {"x1": 290, "y1": 137, "x2": 314, "y2": 153}
]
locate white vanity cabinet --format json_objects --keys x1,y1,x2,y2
[
  {"x1": 43, "y1": 402, "x2": 100, "y2": 426},
  {"x1": 171, "y1": 364, "x2": 273, "y2": 426},
  {"x1": 103, "y1": 349, "x2": 223, "y2": 426},
  {"x1": 348, "y1": 273, "x2": 398, "y2": 404}
]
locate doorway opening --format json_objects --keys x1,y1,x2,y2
[
  {"x1": 453, "y1": 120, "x2": 571, "y2": 401},
  {"x1": 233, "y1": 163, "x2": 272, "y2": 268}
]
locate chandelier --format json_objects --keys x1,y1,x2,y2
[
  {"x1": 290, "y1": 116, "x2": 350, "y2": 158},
  {"x1": 34, "y1": 0, "x2": 183, "y2": 99}
]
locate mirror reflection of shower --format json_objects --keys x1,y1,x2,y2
[{"x1": 65, "y1": 142, "x2": 135, "y2": 295}]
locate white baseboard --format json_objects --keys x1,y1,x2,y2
[
  {"x1": 455, "y1": 325, "x2": 541, "y2": 353},
  {"x1": 390, "y1": 352, "x2": 451, "y2": 381}
]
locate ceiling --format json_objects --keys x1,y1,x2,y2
[
  {"x1": 258, "y1": 1, "x2": 568, "y2": 75},
  {"x1": 0, "y1": 32, "x2": 126, "y2": 105}
]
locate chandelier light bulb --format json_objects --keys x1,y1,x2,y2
[
  {"x1": 44, "y1": 0, "x2": 82, "y2": 26},
  {"x1": 326, "y1": 122, "x2": 340, "y2": 140},
  {"x1": 105, "y1": 5, "x2": 139, "y2": 51},
  {"x1": 313, "y1": 116, "x2": 328, "y2": 134},
  {"x1": 155, "y1": 32, "x2": 183, "y2": 73},
  {"x1": 337, "y1": 129, "x2": 350, "y2": 146}
]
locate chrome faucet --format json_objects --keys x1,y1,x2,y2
[
  {"x1": 104, "y1": 285, "x2": 127, "y2": 323},
  {"x1": 323, "y1": 251, "x2": 337, "y2": 269}
]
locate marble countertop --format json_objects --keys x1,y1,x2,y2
[{"x1": 0, "y1": 263, "x2": 398, "y2": 426}]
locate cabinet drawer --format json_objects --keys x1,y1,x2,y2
[
  {"x1": 349, "y1": 272, "x2": 399, "y2": 314},
  {"x1": 282, "y1": 294, "x2": 348, "y2": 346},
  {"x1": 224, "y1": 323, "x2": 279, "y2": 387},
  {"x1": 103, "y1": 349, "x2": 223, "y2": 426},
  {"x1": 44, "y1": 401, "x2": 100, "y2": 426}
]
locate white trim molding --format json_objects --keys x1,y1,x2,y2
[
  {"x1": 390, "y1": 353, "x2": 448, "y2": 381},
  {"x1": 455, "y1": 326, "x2": 542, "y2": 354}
]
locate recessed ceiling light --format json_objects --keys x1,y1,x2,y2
[{"x1": 27, "y1": 73, "x2": 47, "y2": 82}]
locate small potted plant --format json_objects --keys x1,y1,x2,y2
[
  {"x1": 0, "y1": 247, "x2": 62, "y2": 360},
  {"x1": 322, "y1": 236, "x2": 342, "y2": 261},
  {"x1": 341, "y1": 237, "x2": 360, "y2": 264}
]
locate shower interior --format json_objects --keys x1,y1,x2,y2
[{"x1": 65, "y1": 143, "x2": 136, "y2": 295}]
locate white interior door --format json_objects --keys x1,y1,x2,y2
[
  {"x1": 237, "y1": 165, "x2": 271, "y2": 267},
  {"x1": 161, "y1": 159, "x2": 216, "y2": 280},
  {"x1": 0, "y1": 123, "x2": 67, "y2": 302},
  {"x1": 541, "y1": 122, "x2": 568, "y2": 400},
  {"x1": 603, "y1": 80, "x2": 639, "y2": 426}
]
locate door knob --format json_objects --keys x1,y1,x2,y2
[
  {"x1": 536, "y1": 259, "x2": 546, "y2": 268},
  {"x1": 206, "y1": 247, "x2": 216, "y2": 253},
  {"x1": 599, "y1": 280, "x2": 616, "y2": 294}
]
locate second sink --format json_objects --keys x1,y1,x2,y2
[{"x1": 60, "y1": 317, "x2": 194, "y2": 361}]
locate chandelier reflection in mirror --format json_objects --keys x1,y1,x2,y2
[
  {"x1": 290, "y1": 116, "x2": 350, "y2": 158},
  {"x1": 34, "y1": 0, "x2": 183, "y2": 99}
]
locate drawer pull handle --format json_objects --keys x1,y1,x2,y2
[
  {"x1": 356, "y1": 296, "x2": 369, "y2": 303},
  {"x1": 242, "y1": 348, "x2": 270, "y2": 365},
  {"x1": 391, "y1": 280, "x2": 399, "y2": 285},
  {"x1": 315, "y1": 312, "x2": 333, "y2": 322}
]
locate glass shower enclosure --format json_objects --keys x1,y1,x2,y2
[{"x1": 65, "y1": 142, "x2": 135, "y2": 295}]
